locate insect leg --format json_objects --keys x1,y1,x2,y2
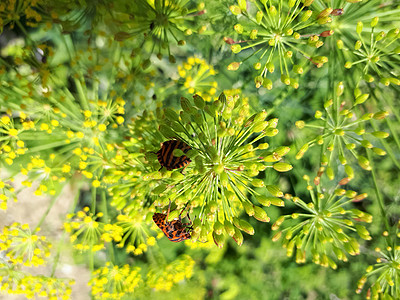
[
  {"x1": 165, "y1": 199, "x2": 172, "y2": 224},
  {"x1": 178, "y1": 201, "x2": 190, "y2": 221}
]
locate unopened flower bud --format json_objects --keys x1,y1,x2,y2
[
  {"x1": 318, "y1": 8, "x2": 333, "y2": 19},
  {"x1": 229, "y1": 5, "x2": 241, "y2": 15},
  {"x1": 256, "y1": 11, "x2": 263, "y2": 24},
  {"x1": 272, "y1": 231, "x2": 282, "y2": 241},
  {"x1": 356, "y1": 225, "x2": 371, "y2": 240},
  {"x1": 373, "y1": 111, "x2": 389, "y2": 120},
  {"x1": 214, "y1": 220, "x2": 224, "y2": 235},
  {"x1": 358, "y1": 156, "x2": 371, "y2": 171},
  {"x1": 370, "y1": 17, "x2": 379, "y2": 28},
  {"x1": 251, "y1": 179, "x2": 264, "y2": 187},
  {"x1": 231, "y1": 44, "x2": 242, "y2": 54},
  {"x1": 250, "y1": 29, "x2": 258, "y2": 40},
  {"x1": 232, "y1": 227, "x2": 244, "y2": 245},
  {"x1": 264, "y1": 128, "x2": 278, "y2": 136},
  {"x1": 301, "y1": 10, "x2": 313, "y2": 22},
  {"x1": 326, "y1": 167, "x2": 334, "y2": 180},
  {"x1": 273, "y1": 162, "x2": 293, "y2": 172},
  {"x1": 266, "y1": 185, "x2": 283, "y2": 197},
  {"x1": 242, "y1": 201, "x2": 255, "y2": 216},
  {"x1": 296, "y1": 144, "x2": 309, "y2": 159},
  {"x1": 372, "y1": 147, "x2": 386, "y2": 156},
  {"x1": 353, "y1": 193, "x2": 367, "y2": 202},
  {"x1": 355, "y1": 93, "x2": 369, "y2": 105},
  {"x1": 263, "y1": 78, "x2": 273, "y2": 90},
  {"x1": 345, "y1": 165, "x2": 354, "y2": 178},
  {"x1": 239, "y1": 219, "x2": 255, "y2": 235},
  {"x1": 253, "y1": 206, "x2": 270, "y2": 222},
  {"x1": 213, "y1": 231, "x2": 224, "y2": 248},
  {"x1": 380, "y1": 77, "x2": 390, "y2": 86},
  {"x1": 227, "y1": 62, "x2": 241, "y2": 71},
  {"x1": 269, "y1": 5, "x2": 277, "y2": 16},
  {"x1": 224, "y1": 220, "x2": 235, "y2": 236},
  {"x1": 318, "y1": 16, "x2": 331, "y2": 25}
]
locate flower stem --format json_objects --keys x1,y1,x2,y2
[
  {"x1": 101, "y1": 190, "x2": 115, "y2": 264},
  {"x1": 366, "y1": 149, "x2": 391, "y2": 233},
  {"x1": 33, "y1": 192, "x2": 61, "y2": 232}
]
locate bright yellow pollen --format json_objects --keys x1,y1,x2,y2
[{"x1": 8, "y1": 128, "x2": 18, "y2": 136}]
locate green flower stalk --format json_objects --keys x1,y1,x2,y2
[
  {"x1": 139, "y1": 91, "x2": 292, "y2": 245},
  {"x1": 227, "y1": 0, "x2": 333, "y2": 88},
  {"x1": 176, "y1": 56, "x2": 218, "y2": 101},
  {"x1": 0, "y1": 222, "x2": 51, "y2": 267},
  {"x1": 0, "y1": 178, "x2": 17, "y2": 210},
  {"x1": 338, "y1": 19, "x2": 400, "y2": 86},
  {"x1": 295, "y1": 82, "x2": 389, "y2": 181},
  {"x1": 0, "y1": 262, "x2": 74, "y2": 300},
  {"x1": 146, "y1": 254, "x2": 195, "y2": 291},
  {"x1": 89, "y1": 263, "x2": 142, "y2": 299},
  {"x1": 0, "y1": 222, "x2": 74, "y2": 298},
  {"x1": 272, "y1": 174, "x2": 372, "y2": 269},
  {"x1": 65, "y1": 208, "x2": 123, "y2": 252},
  {"x1": 113, "y1": 0, "x2": 206, "y2": 63},
  {"x1": 0, "y1": 0, "x2": 45, "y2": 31},
  {"x1": 356, "y1": 225, "x2": 400, "y2": 299}
]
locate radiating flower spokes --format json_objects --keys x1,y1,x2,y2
[
  {"x1": 338, "y1": 18, "x2": 400, "y2": 86},
  {"x1": 295, "y1": 82, "x2": 389, "y2": 181},
  {"x1": 227, "y1": 0, "x2": 334, "y2": 88},
  {"x1": 356, "y1": 225, "x2": 400, "y2": 299},
  {"x1": 272, "y1": 174, "x2": 371, "y2": 269}
]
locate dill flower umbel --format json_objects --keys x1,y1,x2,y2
[
  {"x1": 89, "y1": 263, "x2": 142, "y2": 299},
  {"x1": 113, "y1": 0, "x2": 206, "y2": 62},
  {"x1": 64, "y1": 208, "x2": 121, "y2": 252},
  {"x1": 144, "y1": 92, "x2": 292, "y2": 245},
  {"x1": 147, "y1": 254, "x2": 195, "y2": 291},
  {"x1": 176, "y1": 56, "x2": 218, "y2": 101},
  {"x1": 338, "y1": 18, "x2": 400, "y2": 86},
  {"x1": 0, "y1": 222, "x2": 74, "y2": 298},
  {"x1": 356, "y1": 224, "x2": 400, "y2": 299},
  {"x1": 227, "y1": 0, "x2": 333, "y2": 88},
  {"x1": 272, "y1": 174, "x2": 372, "y2": 269},
  {"x1": 295, "y1": 82, "x2": 389, "y2": 181},
  {"x1": 0, "y1": 222, "x2": 51, "y2": 267}
]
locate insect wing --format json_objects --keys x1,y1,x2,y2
[{"x1": 157, "y1": 140, "x2": 191, "y2": 170}]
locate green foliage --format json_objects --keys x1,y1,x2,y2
[{"x1": 1, "y1": 0, "x2": 400, "y2": 299}]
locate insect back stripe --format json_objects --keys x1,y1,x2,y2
[
  {"x1": 166, "y1": 140, "x2": 179, "y2": 167},
  {"x1": 172, "y1": 140, "x2": 190, "y2": 168},
  {"x1": 176, "y1": 153, "x2": 191, "y2": 169}
]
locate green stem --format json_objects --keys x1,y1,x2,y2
[
  {"x1": 33, "y1": 192, "x2": 61, "y2": 232},
  {"x1": 366, "y1": 149, "x2": 391, "y2": 233},
  {"x1": 51, "y1": 183, "x2": 82, "y2": 276},
  {"x1": 101, "y1": 190, "x2": 115, "y2": 264},
  {"x1": 91, "y1": 186, "x2": 97, "y2": 214}
]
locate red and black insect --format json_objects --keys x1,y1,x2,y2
[
  {"x1": 152, "y1": 201, "x2": 193, "y2": 242},
  {"x1": 156, "y1": 139, "x2": 191, "y2": 171}
]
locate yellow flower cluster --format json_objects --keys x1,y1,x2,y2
[
  {"x1": 177, "y1": 56, "x2": 217, "y2": 101},
  {"x1": 0, "y1": 222, "x2": 73, "y2": 299},
  {"x1": 115, "y1": 213, "x2": 157, "y2": 255},
  {"x1": 0, "y1": 0, "x2": 44, "y2": 30},
  {"x1": 0, "y1": 222, "x2": 51, "y2": 267},
  {"x1": 89, "y1": 263, "x2": 142, "y2": 299},
  {"x1": 0, "y1": 267, "x2": 75, "y2": 300},
  {"x1": 0, "y1": 179, "x2": 16, "y2": 210},
  {"x1": 147, "y1": 255, "x2": 195, "y2": 291},
  {"x1": 65, "y1": 208, "x2": 121, "y2": 252},
  {"x1": 0, "y1": 114, "x2": 28, "y2": 167}
]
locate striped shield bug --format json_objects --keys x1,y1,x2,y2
[
  {"x1": 156, "y1": 139, "x2": 191, "y2": 171},
  {"x1": 152, "y1": 201, "x2": 193, "y2": 242}
]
